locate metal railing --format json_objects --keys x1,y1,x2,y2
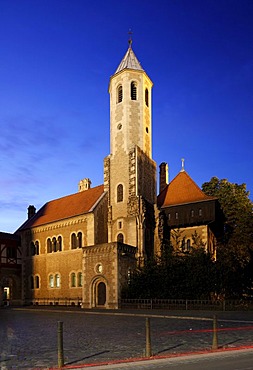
[{"x1": 120, "y1": 298, "x2": 253, "y2": 311}]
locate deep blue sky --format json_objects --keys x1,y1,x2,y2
[{"x1": 1, "y1": 0, "x2": 252, "y2": 232}]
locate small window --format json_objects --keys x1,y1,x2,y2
[
  {"x1": 181, "y1": 239, "x2": 185, "y2": 252},
  {"x1": 77, "y1": 232, "x2": 82, "y2": 248},
  {"x1": 118, "y1": 221, "x2": 122, "y2": 229},
  {"x1": 199, "y1": 209, "x2": 202, "y2": 216},
  {"x1": 52, "y1": 237, "x2": 57, "y2": 252},
  {"x1": 71, "y1": 233, "x2": 77, "y2": 249},
  {"x1": 117, "y1": 85, "x2": 123, "y2": 103},
  {"x1": 35, "y1": 241, "x2": 39, "y2": 255},
  {"x1": 131, "y1": 81, "x2": 137, "y2": 100},
  {"x1": 117, "y1": 233, "x2": 124, "y2": 243},
  {"x1": 47, "y1": 238, "x2": 52, "y2": 253},
  {"x1": 49, "y1": 274, "x2": 54, "y2": 288},
  {"x1": 71, "y1": 272, "x2": 76, "y2": 287},
  {"x1": 30, "y1": 276, "x2": 34, "y2": 290},
  {"x1": 57, "y1": 236, "x2": 62, "y2": 252},
  {"x1": 191, "y1": 210, "x2": 194, "y2": 217},
  {"x1": 187, "y1": 239, "x2": 191, "y2": 251},
  {"x1": 175, "y1": 212, "x2": 178, "y2": 219},
  {"x1": 31, "y1": 242, "x2": 35, "y2": 256},
  {"x1": 35, "y1": 275, "x2": 40, "y2": 289},
  {"x1": 145, "y1": 88, "x2": 149, "y2": 107},
  {"x1": 168, "y1": 213, "x2": 171, "y2": 220},
  {"x1": 77, "y1": 272, "x2": 83, "y2": 287},
  {"x1": 117, "y1": 184, "x2": 123, "y2": 202},
  {"x1": 55, "y1": 274, "x2": 60, "y2": 288}
]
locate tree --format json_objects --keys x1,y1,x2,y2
[{"x1": 202, "y1": 177, "x2": 253, "y2": 298}]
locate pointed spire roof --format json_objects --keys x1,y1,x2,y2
[
  {"x1": 114, "y1": 41, "x2": 144, "y2": 74},
  {"x1": 158, "y1": 170, "x2": 215, "y2": 208}
]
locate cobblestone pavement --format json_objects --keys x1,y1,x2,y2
[{"x1": 1, "y1": 307, "x2": 253, "y2": 369}]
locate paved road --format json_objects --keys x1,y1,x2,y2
[
  {"x1": 77, "y1": 350, "x2": 253, "y2": 369},
  {"x1": 1, "y1": 307, "x2": 253, "y2": 369}
]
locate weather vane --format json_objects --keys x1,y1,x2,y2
[{"x1": 128, "y1": 28, "x2": 133, "y2": 47}]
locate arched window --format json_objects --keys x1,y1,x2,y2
[
  {"x1": 199, "y1": 209, "x2": 202, "y2": 216},
  {"x1": 30, "y1": 276, "x2": 34, "y2": 289},
  {"x1": 175, "y1": 212, "x2": 178, "y2": 219},
  {"x1": 49, "y1": 274, "x2": 54, "y2": 288},
  {"x1": 57, "y1": 236, "x2": 62, "y2": 251},
  {"x1": 117, "y1": 184, "x2": 123, "y2": 202},
  {"x1": 77, "y1": 232, "x2": 82, "y2": 248},
  {"x1": 35, "y1": 241, "x2": 39, "y2": 255},
  {"x1": 191, "y1": 210, "x2": 194, "y2": 217},
  {"x1": 31, "y1": 242, "x2": 35, "y2": 256},
  {"x1": 131, "y1": 81, "x2": 137, "y2": 100},
  {"x1": 35, "y1": 275, "x2": 40, "y2": 289},
  {"x1": 71, "y1": 233, "x2": 77, "y2": 249},
  {"x1": 77, "y1": 272, "x2": 83, "y2": 287},
  {"x1": 52, "y1": 237, "x2": 57, "y2": 252},
  {"x1": 117, "y1": 233, "x2": 124, "y2": 243},
  {"x1": 55, "y1": 274, "x2": 60, "y2": 288},
  {"x1": 181, "y1": 239, "x2": 185, "y2": 252},
  {"x1": 47, "y1": 238, "x2": 52, "y2": 253},
  {"x1": 71, "y1": 272, "x2": 76, "y2": 287},
  {"x1": 145, "y1": 88, "x2": 149, "y2": 107},
  {"x1": 117, "y1": 85, "x2": 123, "y2": 103},
  {"x1": 187, "y1": 239, "x2": 191, "y2": 251}
]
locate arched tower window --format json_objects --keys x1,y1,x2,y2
[
  {"x1": 117, "y1": 85, "x2": 123, "y2": 103},
  {"x1": 117, "y1": 184, "x2": 123, "y2": 202},
  {"x1": 131, "y1": 81, "x2": 137, "y2": 100},
  {"x1": 145, "y1": 88, "x2": 149, "y2": 107},
  {"x1": 117, "y1": 233, "x2": 124, "y2": 243}
]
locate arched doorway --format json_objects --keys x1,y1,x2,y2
[{"x1": 97, "y1": 282, "x2": 106, "y2": 306}]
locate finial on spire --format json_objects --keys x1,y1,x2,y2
[
  {"x1": 181, "y1": 158, "x2": 185, "y2": 172},
  {"x1": 128, "y1": 29, "x2": 133, "y2": 48}
]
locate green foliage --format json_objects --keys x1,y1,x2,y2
[
  {"x1": 123, "y1": 247, "x2": 216, "y2": 300},
  {"x1": 123, "y1": 177, "x2": 253, "y2": 300}
]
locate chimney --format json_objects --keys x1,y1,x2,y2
[
  {"x1": 159, "y1": 162, "x2": 169, "y2": 193},
  {"x1": 78, "y1": 178, "x2": 91, "y2": 192},
  {"x1": 27, "y1": 205, "x2": 36, "y2": 219}
]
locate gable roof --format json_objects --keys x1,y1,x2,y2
[
  {"x1": 157, "y1": 170, "x2": 215, "y2": 208},
  {"x1": 17, "y1": 185, "x2": 105, "y2": 231},
  {"x1": 114, "y1": 45, "x2": 144, "y2": 74}
]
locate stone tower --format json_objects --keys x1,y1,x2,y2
[{"x1": 104, "y1": 40, "x2": 157, "y2": 263}]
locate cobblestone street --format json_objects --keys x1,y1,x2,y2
[{"x1": 1, "y1": 307, "x2": 253, "y2": 369}]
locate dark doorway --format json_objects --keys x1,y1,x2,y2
[{"x1": 97, "y1": 282, "x2": 106, "y2": 306}]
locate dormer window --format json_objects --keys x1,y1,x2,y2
[
  {"x1": 131, "y1": 81, "x2": 137, "y2": 100},
  {"x1": 117, "y1": 85, "x2": 123, "y2": 103}
]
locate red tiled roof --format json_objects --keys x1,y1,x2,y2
[
  {"x1": 18, "y1": 185, "x2": 105, "y2": 230},
  {"x1": 157, "y1": 171, "x2": 215, "y2": 208}
]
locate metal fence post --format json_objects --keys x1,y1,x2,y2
[
  {"x1": 58, "y1": 321, "x2": 64, "y2": 368},
  {"x1": 145, "y1": 317, "x2": 152, "y2": 357},
  {"x1": 212, "y1": 314, "x2": 218, "y2": 350}
]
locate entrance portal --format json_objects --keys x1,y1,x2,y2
[{"x1": 97, "y1": 282, "x2": 106, "y2": 306}]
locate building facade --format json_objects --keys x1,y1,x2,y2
[{"x1": 12, "y1": 41, "x2": 223, "y2": 308}]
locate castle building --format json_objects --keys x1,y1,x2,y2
[{"x1": 1, "y1": 41, "x2": 223, "y2": 308}]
